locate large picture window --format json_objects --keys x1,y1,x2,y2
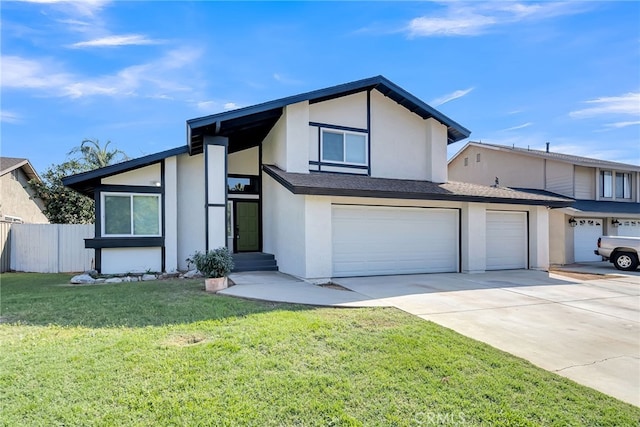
[
  {"x1": 103, "y1": 193, "x2": 161, "y2": 237},
  {"x1": 321, "y1": 129, "x2": 367, "y2": 165}
]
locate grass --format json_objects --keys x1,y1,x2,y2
[{"x1": 1, "y1": 273, "x2": 638, "y2": 426}]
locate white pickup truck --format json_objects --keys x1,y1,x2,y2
[{"x1": 595, "y1": 236, "x2": 640, "y2": 271}]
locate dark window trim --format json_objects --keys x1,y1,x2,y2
[
  {"x1": 228, "y1": 174, "x2": 260, "y2": 195},
  {"x1": 309, "y1": 121, "x2": 368, "y2": 134},
  {"x1": 308, "y1": 161, "x2": 368, "y2": 170},
  {"x1": 160, "y1": 160, "x2": 166, "y2": 273},
  {"x1": 85, "y1": 237, "x2": 164, "y2": 249},
  {"x1": 97, "y1": 184, "x2": 162, "y2": 194}
]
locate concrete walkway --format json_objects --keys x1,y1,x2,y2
[{"x1": 222, "y1": 265, "x2": 640, "y2": 406}]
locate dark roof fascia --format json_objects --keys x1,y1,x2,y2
[
  {"x1": 187, "y1": 75, "x2": 471, "y2": 144},
  {"x1": 263, "y1": 166, "x2": 572, "y2": 208},
  {"x1": 463, "y1": 142, "x2": 640, "y2": 171},
  {"x1": 63, "y1": 146, "x2": 188, "y2": 194}
]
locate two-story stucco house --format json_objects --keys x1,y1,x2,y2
[
  {"x1": 449, "y1": 142, "x2": 640, "y2": 265},
  {"x1": 63, "y1": 76, "x2": 570, "y2": 279},
  {"x1": 0, "y1": 157, "x2": 48, "y2": 224}
]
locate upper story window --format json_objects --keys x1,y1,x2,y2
[
  {"x1": 600, "y1": 171, "x2": 612, "y2": 198},
  {"x1": 321, "y1": 129, "x2": 367, "y2": 165},
  {"x1": 616, "y1": 173, "x2": 632, "y2": 199},
  {"x1": 102, "y1": 193, "x2": 161, "y2": 237}
]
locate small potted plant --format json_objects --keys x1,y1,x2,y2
[{"x1": 187, "y1": 247, "x2": 234, "y2": 292}]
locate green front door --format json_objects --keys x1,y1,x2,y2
[{"x1": 235, "y1": 201, "x2": 259, "y2": 252}]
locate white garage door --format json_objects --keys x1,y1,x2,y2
[
  {"x1": 486, "y1": 211, "x2": 527, "y2": 270},
  {"x1": 331, "y1": 205, "x2": 459, "y2": 277},
  {"x1": 574, "y1": 218, "x2": 603, "y2": 262},
  {"x1": 618, "y1": 219, "x2": 640, "y2": 237}
]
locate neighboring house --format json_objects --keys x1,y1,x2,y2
[
  {"x1": 0, "y1": 157, "x2": 48, "y2": 224},
  {"x1": 449, "y1": 142, "x2": 640, "y2": 265},
  {"x1": 63, "y1": 76, "x2": 571, "y2": 279}
]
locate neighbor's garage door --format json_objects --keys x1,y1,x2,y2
[
  {"x1": 574, "y1": 218, "x2": 603, "y2": 262},
  {"x1": 331, "y1": 205, "x2": 459, "y2": 277},
  {"x1": 618, "y1": 219, "x2": 640, "y2": 237},
  {"x1": 486, "y1": 211, "x2": 528, "y2": 270}
]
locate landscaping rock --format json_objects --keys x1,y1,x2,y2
[
  {"x1": 183, "y1": 270, "x2": 203, "y2": 279},
  {"x1": 105, "y1": 277, "x2": 123, "y2": 284},
  {"x1": 84, "y1": 269, "x2": 99, "y2": 278},
  {"x1": 161, "y1": 272, "x2": 180, "y2": 279},
  {"x1": 142, "y1": 274, "x2": 157, "y2": 281},
  {"x1": 70, "y1": 274, "x2": 96, "y2": 284},
  {"x1": 94, "y1": 278, "x2": 106, "y2": 284},
  {"x1": 122, "y1": 276, "x2": 133, "y2": 282}
]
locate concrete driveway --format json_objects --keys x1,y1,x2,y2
[{"x1": 335, "y1": 268, "x2": 640, "y2": 406}]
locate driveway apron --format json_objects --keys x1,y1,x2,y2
[{"x1": 335, "y1": 269, "x2": 640, "y2": 406}]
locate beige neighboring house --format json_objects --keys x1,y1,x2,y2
[
  {"x1": 0, "y1": 157, "x2": 48, "y2": 224},
  {"x1": 448, "y1": 142, "x2": 640, "y2": 265}
]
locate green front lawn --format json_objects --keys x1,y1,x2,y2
[{"x1": 1, "y1": 273, "x2": 638, "y2": 426}]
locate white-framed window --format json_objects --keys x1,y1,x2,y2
[
  {"x1": 615, "y1": 172, "x2": 632, "y2": 199},
  {"x1": 102, "y1": 192, "x2": 161, "y2": 237},
  {"x1": 321, "y1": 129, "x2": 367, "y2": 165},
  {"x1": 600, "y1": 170, "x2": 612, "y2": 198}
]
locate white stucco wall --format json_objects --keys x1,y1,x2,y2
[
  {"x1": 101, "y1": 247, "x2": 162, "y2": 274},
  {"x1": 528, "y1": 206, "x2": 549, "y2": 270},
  {"x1": 308, "y1": 92, "x2": 367, "y2": 129},
  {"x1": 101, "y1": 164, "x2": 161, "y2": 186},
  {"x1": 228, "y1": 146, "x2": 259, "y2": 175},
  {"x1": 262, "y1": 101, "x2": 310, "y2": 174},
  {"x1": 369, "y1": 91, "x2": 449, "y2": 182},
  {"x1": 177, "y1": 153, "x2": 205, "y2": 270},
  {"x1": 205, "y1": 140, "x2": 227, "y2": 251},
  {"x1": 262, "y1": 172, "x2": 306, "y2": 278},
  {"x1": 549, "y1": 209, "x2": 567, "y2": 265},
  {"x1": 262, "y1": 113, "x2": 287, "y2": 170},
  {"x1": 303, "y1": 196, "x2": 333, "y2": 280}
]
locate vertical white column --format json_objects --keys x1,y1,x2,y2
[
  {"x1": 529, "y1": 206, "x2": 549, "y2": 270},
  {"x1": 304, "y1": 195, "x2": 332, "y2": 281},
  {"x1": 461, "y1": 202, "x2": 486, "y2": 273},
  {"x1": 164, "y1": 156, "x2": 178, "y2": 272},
  {"x1": 205, "y1": 136, "x2": 228, "y2": 250}
]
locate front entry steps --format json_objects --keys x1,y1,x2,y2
[{"x1": 232, "y1": 252, "x2": 278, "y2": 272}]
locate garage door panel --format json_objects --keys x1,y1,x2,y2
[
  {"x1": 618, "y1": 219, "x2": 640, "y2": 237},
  {"x1": 574, "y1": 218, "x2": 603, "y2": 262},
  {"x1": 486, "y1": 211, "x2": 527, "y2": 270},
  {"x1": 332, "y1": 206, "x2": 458, "y2": 276}
]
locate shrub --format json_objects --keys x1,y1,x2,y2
[{"x1": 186, "y1": 247, "x2": 234, "y2": 278}]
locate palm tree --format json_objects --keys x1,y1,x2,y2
[{"x1": 68, "y1": 139, "x2": 128, "y2": 169}]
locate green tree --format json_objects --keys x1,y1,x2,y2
[
  {"x1": 29, "y1": 140, "x2": 129, "y2": 224},
  {"x1": 29, "y1": 160, "x2": 94, "y2": 224},
  {"x1": 68, "y1": 139, "x2": 128, "y2": 169}
]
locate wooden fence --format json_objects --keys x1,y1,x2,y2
[{"x1": 9, "y1": 224, "x2": 95, "y2": 273}]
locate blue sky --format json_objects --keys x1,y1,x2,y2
[{"x1": 1, "y1": 1, "x2": 639, "y2": 175}]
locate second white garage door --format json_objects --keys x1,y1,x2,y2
[
  {"x1": 486, "y1": 211, "x2": 528, "y2": 270},
  {"x1": 332, "y1": 205, "x2": 459, "y2": 277},
  {"x1": 618, "y1": 219, "x2": 640, "y2": 237},
  {"x1": 573, "y1": 218, "x2": 603, "y2": 262}
]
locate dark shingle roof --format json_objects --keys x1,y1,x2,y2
[
  {"x1": 263, "y1": 165, "x2": 573, "y2": 207},
  {"x1": 463, "y1": 142, "x2": 640, "y2": 170},
  {"x1": 571, "y1": 200, "x2": 640, "y2": 215},
  {"x1": 0, "y1": 157, "x2": 40, "y2": 181}
]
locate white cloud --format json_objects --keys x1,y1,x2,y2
[
  {"x1": 194, "y1": 100, "x2": 242, "y2": 113},
  {"x1": 604, "y1": 121, "x2": 640, "y2": 129},
  {"x1": 1, "y1": 110, "x2": 22, "y2": 124},
  {"x1": 407, "y1": 2, "x2": 587, "y2": 37},
  {"x1": 1, "y1": 49, "x2": 202, "y2": 99},
  {"x1": 569, "y1": 92, "x2": 640, "y2": 119},
  {"x1": 70, "y1": 34, "x2": 162, "y2": 48},
  {"x1": 429, "y1": 87, "x2": 474, "y2": 106},
  {"x1": 224, "y1": 102, "x2": 241, "y2": 110},
  {"x1": 18, "y1": 0, "x2": 109, "y2": 17},
  {"x1": 273, "y1": 73, "x2": 303, "y2": 85},
  {"x1": 501, "y1": 122, "x2": 533, "y2": 132}
]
